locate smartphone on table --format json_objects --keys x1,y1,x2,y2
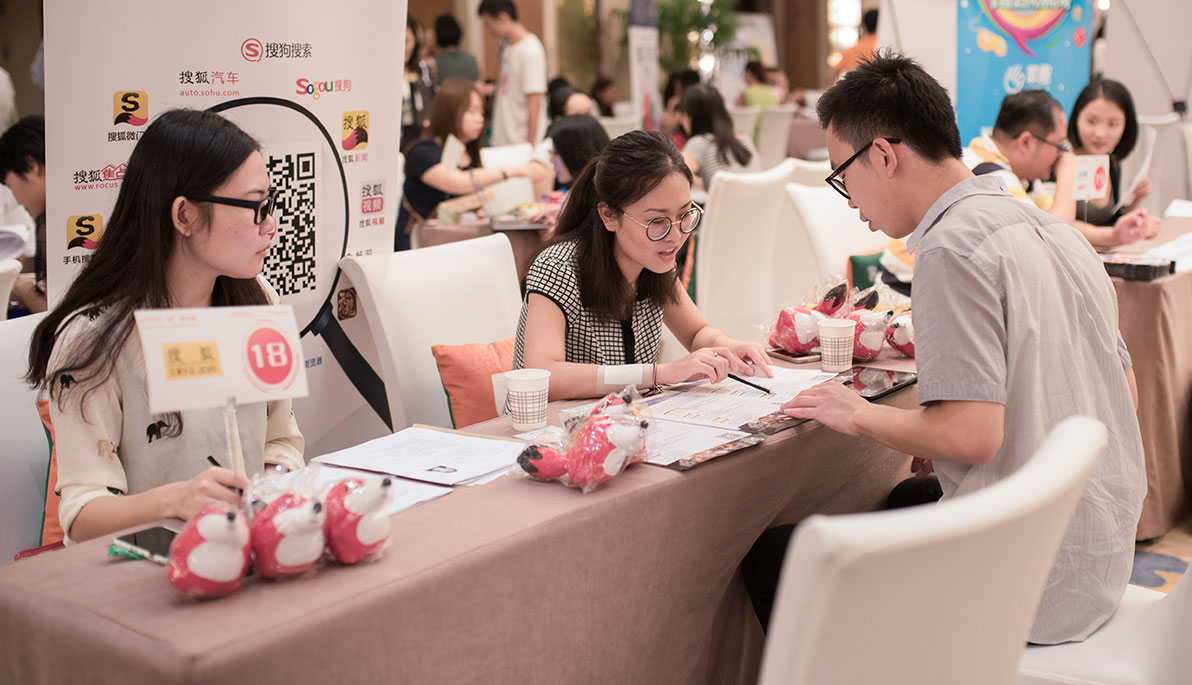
[{"x1": 111, "y1": 526, "x2": 178, "y2": 565}]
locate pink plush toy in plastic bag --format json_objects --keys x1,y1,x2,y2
[
  {"x1": 249, "y1": 493, "x2": 326, "y2": 579},
  {"x1": 885, "y1": 311, "x2": 915, "y2": 358},
  {"x1": 323, "y1": 476, "x2": 392, "y2": 565},
  {"x1": 517, "y1": 390, "x2": 651, "y2": 493},
  {"x1": 168, "y1": 504, "x2": 251, "y2": 598},
  {"x1": 848, "y1": 309, "x2": 892, "y2": 361}
]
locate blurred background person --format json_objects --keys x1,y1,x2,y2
[
  {"x1": 678, "y1": 85, "x2": 760, "y2": 191},
  {"x1": 832, "y1": 9, "x2": 879, "y2": 81},
  {"x1": 1068, "y1": 79, "x2": 1151, "y2": 228},
  {"x1": 432, "y1": 14, "x2": 479, "y2": 83},
  {"x1": 402, "y1": 17, "x2": 435, "y2": 151},
  {"x1": 590, "y1": 75, "x2": 616, "y2": 117}
]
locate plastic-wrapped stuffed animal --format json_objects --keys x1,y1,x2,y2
[
  {"x1": 769, "y1": 306, "x2": 826, "y2": 355},
  {"x1": 168, "y1": 504, "x2": 251, "y2": 598},
  {"x1": 885, "y1": 312, "x2": 915, "y2": 358},
  {"x1": 517, "y1": 392, "x2": 650, "y2": 493},
  {"x1": 848, "y1": 309, "x2": 892, "y2": 361},
  {"x1": 323, "y1": 476, "x2": 392, "y2": 564},
  {"x1": 249, "y1": 494, "x2": 326, "y2": 579}
]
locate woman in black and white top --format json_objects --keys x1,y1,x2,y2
[
  {"x1": 678, "y1": 85, "x2": 761, "y2": 191},
  {"x1": 514, "y1": 130, "x2": 771, "y2": 400}
]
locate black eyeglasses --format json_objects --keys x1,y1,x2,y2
[
  {"x1": 187, "y1": 187, "x2": 279, "y2": 225},
  {"x1": 621, "y1": 204, "x2": 703, "y2": 241},
  {"x1": 825, "y1": 138, "x2": 902, "y2": 199},
  {"x1": 1029, "y1": 132, "x2": 1072, "y2": 153}
]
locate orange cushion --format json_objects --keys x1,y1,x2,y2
[
  {"x1": 35, "y1": 399, "x2": 64, "y2": 546},
  {"x1": 431, "y1": 339, "x2": 516, "y2": 428}
]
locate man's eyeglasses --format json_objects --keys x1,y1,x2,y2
[
  {"x1": 621, "y1": 204, "x2": 703, "y2": 241},
  {"x1": 187, "y1": 187, "x2": 279, "y2": 225},
  {"x1": 825, "y1": 138, "x2": 901, "y2": 199},
  {"x1": 1029, "y1": 132, "x2": 1072, "y2": 153}
]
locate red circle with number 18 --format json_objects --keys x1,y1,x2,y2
[{"x1": 244, "y1": 325, "x2": 295, "y2": 389}]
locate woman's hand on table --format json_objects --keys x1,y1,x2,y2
[
  {"x1": 781, "y1": 380, "x2": 869, "y2": 436},
  {"x1": 161, "y1": 467, "x2": 250, "y2": 520},
  {"x1": 658, "y1": 347, "x2": 735, "y2": 385},
  {"x1": 1112, "y1": 208, "x2": 1150, "y2": 245},
  {"x1": 717, "y1": 339, "x2": 773, "y2": 377}
]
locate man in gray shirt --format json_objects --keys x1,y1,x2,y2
[{"x1": 749, "y1": 52, "x2": 1145, "y2": 644}]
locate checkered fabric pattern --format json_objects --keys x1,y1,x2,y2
[{"x1": 514, "y1": 240, "x2": 664, "y2": 368}]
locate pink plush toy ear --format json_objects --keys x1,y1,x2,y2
[
  {"x1": 814, "y1": 282, "x2": 849, "y2": 315},
  {"x1": 517, "y1": 444, "x2": 569, "y2": 481},
  {"x1": 772, "y1": 306, "x2": 824, "y2": 355}
]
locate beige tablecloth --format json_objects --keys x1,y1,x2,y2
[
  {"x1": 1114, "y1": 217, "x2": 1192, "y2": 539},
  {"x1": 0, "y1": 372, "x2": 915, "y2": 685}
]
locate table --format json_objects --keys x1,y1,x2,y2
[
  {"x1": 1112, "y1": 217, "x2": 1192, "y2": 539},
  {"x1": 0, "y1": 362, "x2": 915, "y2": 685},
  {"x1": 415, "y1": 220, "x2": 549, "y2": 284}
]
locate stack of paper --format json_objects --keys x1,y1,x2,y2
[
  {"x1": 313, "y1": 426, "x2": 525, "y2": 486},
  {"x1": 270, "y1": 464, "x2": 451, "y2": 516},
  {"x1": 648, "y1": 367, "x2": 837, "y2": 433}
]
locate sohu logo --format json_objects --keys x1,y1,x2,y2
[
  {"x1": 242, "y1": 38, "x2": 263, "y2": 62},
  {"x1": 67, "y1": 214, "x2": 104, "y2": 250},
  {"x1": 342, "y1": 111, "x2": 369, "y2": 151},
  {"x1": 113, "y1": 91, "x2": 148, "y2": 126}
]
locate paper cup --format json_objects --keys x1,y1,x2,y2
[
  {"x1": 818, "y1": 319, "x2": 857, "y2": 373},
  {"x1": 502, "y1": 369, "x2": 551, "y2": 431}
]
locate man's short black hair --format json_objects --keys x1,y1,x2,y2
[
  {"x1": 434, "y1": 15, "x2": 463, "y2": 47},
  {"x1": 993, "y1": 90, "x2": 1062, "y2": 139},
  {"x1": 0, "y1": 115, "x2": 46, "y2": 179},
  {"x1": 478, "y1": 0, "x2": 517, "y2": 21},
  {"x1": 816, "y1": 50, "x2": 961, "y2": 162},
  {"x1": 863, "y1": 9, "x2": 879, "y2": 34}
]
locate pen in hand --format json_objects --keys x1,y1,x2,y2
[
  {"x1": 206, "y1": 456, "x2": 245, "y2": 496},
  {"x1": 727, "y1": 373, "x2": 772, "y2": 394}
]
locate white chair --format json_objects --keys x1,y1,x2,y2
[
  {"x1": 479, "y1": 142, "x2": 535, "y2": 213},
  {"x1": 611, "y1": 101, "x2": 634, "y2": 118},
  {"x1": 778, "y1": 183, "x2": 890, "y2": 306},
  {"x1": 758, "y1": 416, "x2": 1106, "y2": 685},
  {"x1": 596, "y1": 115, "x2": 638, "y2": 141},
  {"x1": 0, "y1": 259, "x2": 21, "y2": 320},
  {"x1": 727, "y1": 105, "x2": 761, "y2": 142},
  {"x1": 787, "y1": 158, "x2": 832, "y2": 187},
  {"x1": 756, "y1": 105, "x2": 798, "y2": 170},
  {"x1": 338, "y1": 234, "x2": 522, "y2": 430},
  {"x1": 0, "y1": 313, "x2": 49, "y2": 564},
  {"x1": 1017, "y1": 560, "x2": 1192, "y2": 683},
  {"x1": 694, "y1": 159, "x2": 802, "y2": 342}
]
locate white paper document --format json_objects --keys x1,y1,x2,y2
[
  {"x1": 1165, "y1": 199, "x2": 1192, "y2": 219},
  {"x1": 1143, "y1": 231, "x2": 1192, "y2": 272},
  {"x1": 647, "y1": 368, "x2": 836, "y2": 430},
  {"x1": 644, "y1": 421, "x2": 760, "y2": 467},
  {"x1": 313, "y1": 426, "x2": 525, "y2": 486},
  {"x1": 263, "y1": 464, "x2": 452, "y2": 515},
  {"x1": 1116, "y1": 127, "x2": 1157, "y2": 211}
]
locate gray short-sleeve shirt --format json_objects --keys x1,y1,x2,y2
[{"x1": 907, "y1": 175, "x2": 1145, "y2": 644}]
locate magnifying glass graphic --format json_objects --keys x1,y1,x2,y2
[{"x1": 208, "y1": 97, "x2": 393, "y2": 429}]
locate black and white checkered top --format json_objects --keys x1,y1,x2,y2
[{"x1": 514, "y1": 239, "x2": 664, "y2": 369}]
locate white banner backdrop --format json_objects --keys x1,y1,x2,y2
[{"x1": 44, "y1": 0, "x2": 406, "y2": 456}]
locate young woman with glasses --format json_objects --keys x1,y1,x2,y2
[
  {"x1": 514, "y1": 130, "x2": 772, "y2": 400},
  {"x1": 26, "y1": 109, "x2": 304, "y2": 544}
]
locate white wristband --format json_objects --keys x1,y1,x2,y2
[{"x1": 600, "y1": 363, "x2": 647, "y2": 387}]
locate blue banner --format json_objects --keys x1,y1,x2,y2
[{"x1": 956, "y1": 0, "x2": 1092, "y2": 144}]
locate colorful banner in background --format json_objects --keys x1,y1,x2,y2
[
  {"x1": 956, "y1": 0, "x2": 1091, "y2": 143},
  {"x1": 44, "y1": 0, "x2": 405, "y2": 456},
  {"x1": 628, "y1": 0, "x2": 660, "y2": 130}
]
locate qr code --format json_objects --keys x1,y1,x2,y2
[{"x1": 263, "y1": 151, "x2": 316, "y2": 296}]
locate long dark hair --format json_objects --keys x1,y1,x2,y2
[
  {"x1": 27, "y1": 109, "x2": 268, "y2": 402},
  {"x1": 422, "y1": 78, "x2": 483, "y2": 168},
  {"x1": 544, "y1": 130, "x2": 690, "y2": 321},
  {"x1": 679, "y1": 84, "x2": 752, "y2": 166},
  {"x1": 1068, "y1": 79, "x2": 1139, "y2": 161},
  {"x1": 548, "y1": 114, "x2": 609, "y2": 179}
]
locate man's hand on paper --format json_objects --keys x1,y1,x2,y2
[{"x1": 781, "y1": 379, "x2": 869, "y2": 436}]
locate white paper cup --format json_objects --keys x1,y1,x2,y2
[
  {"x1": 503, "y1": 369, "x2": 551, "y2": 431},
  {"x1": 818, "y1": 319, "x2": 857, "y2": 373}
]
